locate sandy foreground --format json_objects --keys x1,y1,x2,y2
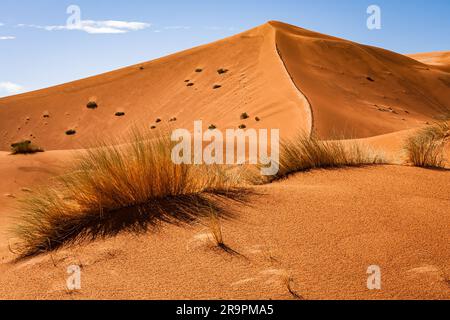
[
  {"x1": 0, "y1": 21, "x2": 448, "y2": 300},
  {"x1": 0, "y1": 160, "x2": 448, "y2": 300}
]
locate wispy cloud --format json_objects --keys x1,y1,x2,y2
[
  {"x1": 205, "y1": 26, "x2": 236, "y2": 31},
  {"x1": 0, "y1": 23, "x2": 4, "y2": 27},
  {"x1": 0, "y1": 36, "x2": 15, "y2": 40},
  {"x1": 19, "y1": 20, "x2": 151, "y2": 34},
  {"x1": 0, "y1": 82, "x2": 24, "y2": 95},
  {"x1": 163, "y1": 26, "x2": 191, "y2": 30}
]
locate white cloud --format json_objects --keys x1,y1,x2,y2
[
  {"x1": 0, "y1": 23, "x2": 4, "y2": 27},
  {"x1": 0, "y1": 36, "x2": 15, "y2": 40},
  {"x1": 0, "y1": 82, "x2": 24, "y2": 95},
  {"x1": 19, "y1": 20, "x2": 151, "y2": 34}
]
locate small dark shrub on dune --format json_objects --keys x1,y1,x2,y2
[
  {"x1": 115, "y1": 112, "x2": 126, "y2": 117},
  {"x1": 240, "y1": 112, "x2": 249, "y2": 120},
  {"x1": 10, "y1": 140, "x2": 44, "y2": 155},
  {"x1": 87, "y1": 101, "x2": 98, "y2": 109},
  {"x1": 65, "y1": 129, "x2": 77, "y2": 136},
  {"x1": 14, "y1": 129, "x2": 246, "y2": 258},
  {"x1": 213, "y1": 85, "x2": 222, "y2": 89},
  {"x1": 195, "y1": 68, "x2": 203, "y2": 73},
  {"x1": 404, "y1": 121, "x2": 449, "y2": 169},
  {"x1": 217, "y1": 68, "x2": 229, "y2": 75}
]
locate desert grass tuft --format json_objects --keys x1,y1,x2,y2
[
  {"x1": 268, "y1": 132, "x2": 384, "y2": 181},
  {"x1": 13, "y1": 129, "x2": 247, "y2": 258},
  {"x1": 10, "y1": 140, "x2": 44, "y2": 155},
  {"x1": 404, "y1": 121, "x2": 449, "y2": 169}
]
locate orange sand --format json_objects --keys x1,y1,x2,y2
[{"x1": 0, "y1": 21, "x2": 448, "y2": 300}]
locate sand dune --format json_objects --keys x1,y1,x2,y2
[
  {"x1": 0, "y1": 21, "x2": 448, "y2": 300},
  {"x1": 408, "y1": 51, "x2": 450, "y2": 72},
  {"x1": 1, "y1": 21, "x2": 448, "y2": 151}
]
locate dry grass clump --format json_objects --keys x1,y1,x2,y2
[
  {"x1": 270, "y1": 133, "x2": 384, "y2": 181},
  {"x1": 404, "y1": 121, "x2": 449, "y2": 169},
  {"x1": 13, "y1": 129, "x2": 246, "y2": 258},
  {"x1": 10, "y1": 140, "x2": 44, "y2": 155}
]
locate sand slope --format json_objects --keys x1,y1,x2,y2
[
  {"x1": 0, "y1": 165, "x2": 448, "y2": 300},
  {"x1": 0, "y1": 22, "x2": 311, "y2": 151},
  {"x1": 1, "y1": 21, "x2": 449, "y2": 151}
]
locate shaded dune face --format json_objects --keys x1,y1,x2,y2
[
  {"x1": 0, "y1": 21, "x2": 448, "y2": 151},
  {"x1": 271, "y1": 21, "x2": 450, "y2": 139}
]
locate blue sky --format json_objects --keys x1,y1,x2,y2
[{"x1": 0, "y1": 0, "x2": 449, "y2": 96}]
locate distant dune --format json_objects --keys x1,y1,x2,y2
[{"x1": 408, "y1": 51, "x2": 450, "y2": 72}]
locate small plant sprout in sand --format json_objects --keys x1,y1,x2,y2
[
  {"x1": 404, "y1": 120, "x2": 449, "y2": 169},
  {"x1": 283, "y1": 274, "x2": 304, "y2": 300},
  {"x1": 206, "y1": 207, "x2": 240, "y2": 255},
  {"x1": 208, "y1": 208, "x2": 224, "y2": 249}
]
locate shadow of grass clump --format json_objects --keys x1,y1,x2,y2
[{"x1": 13, "y1": 130, "x2": 250, "y2": 259}]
